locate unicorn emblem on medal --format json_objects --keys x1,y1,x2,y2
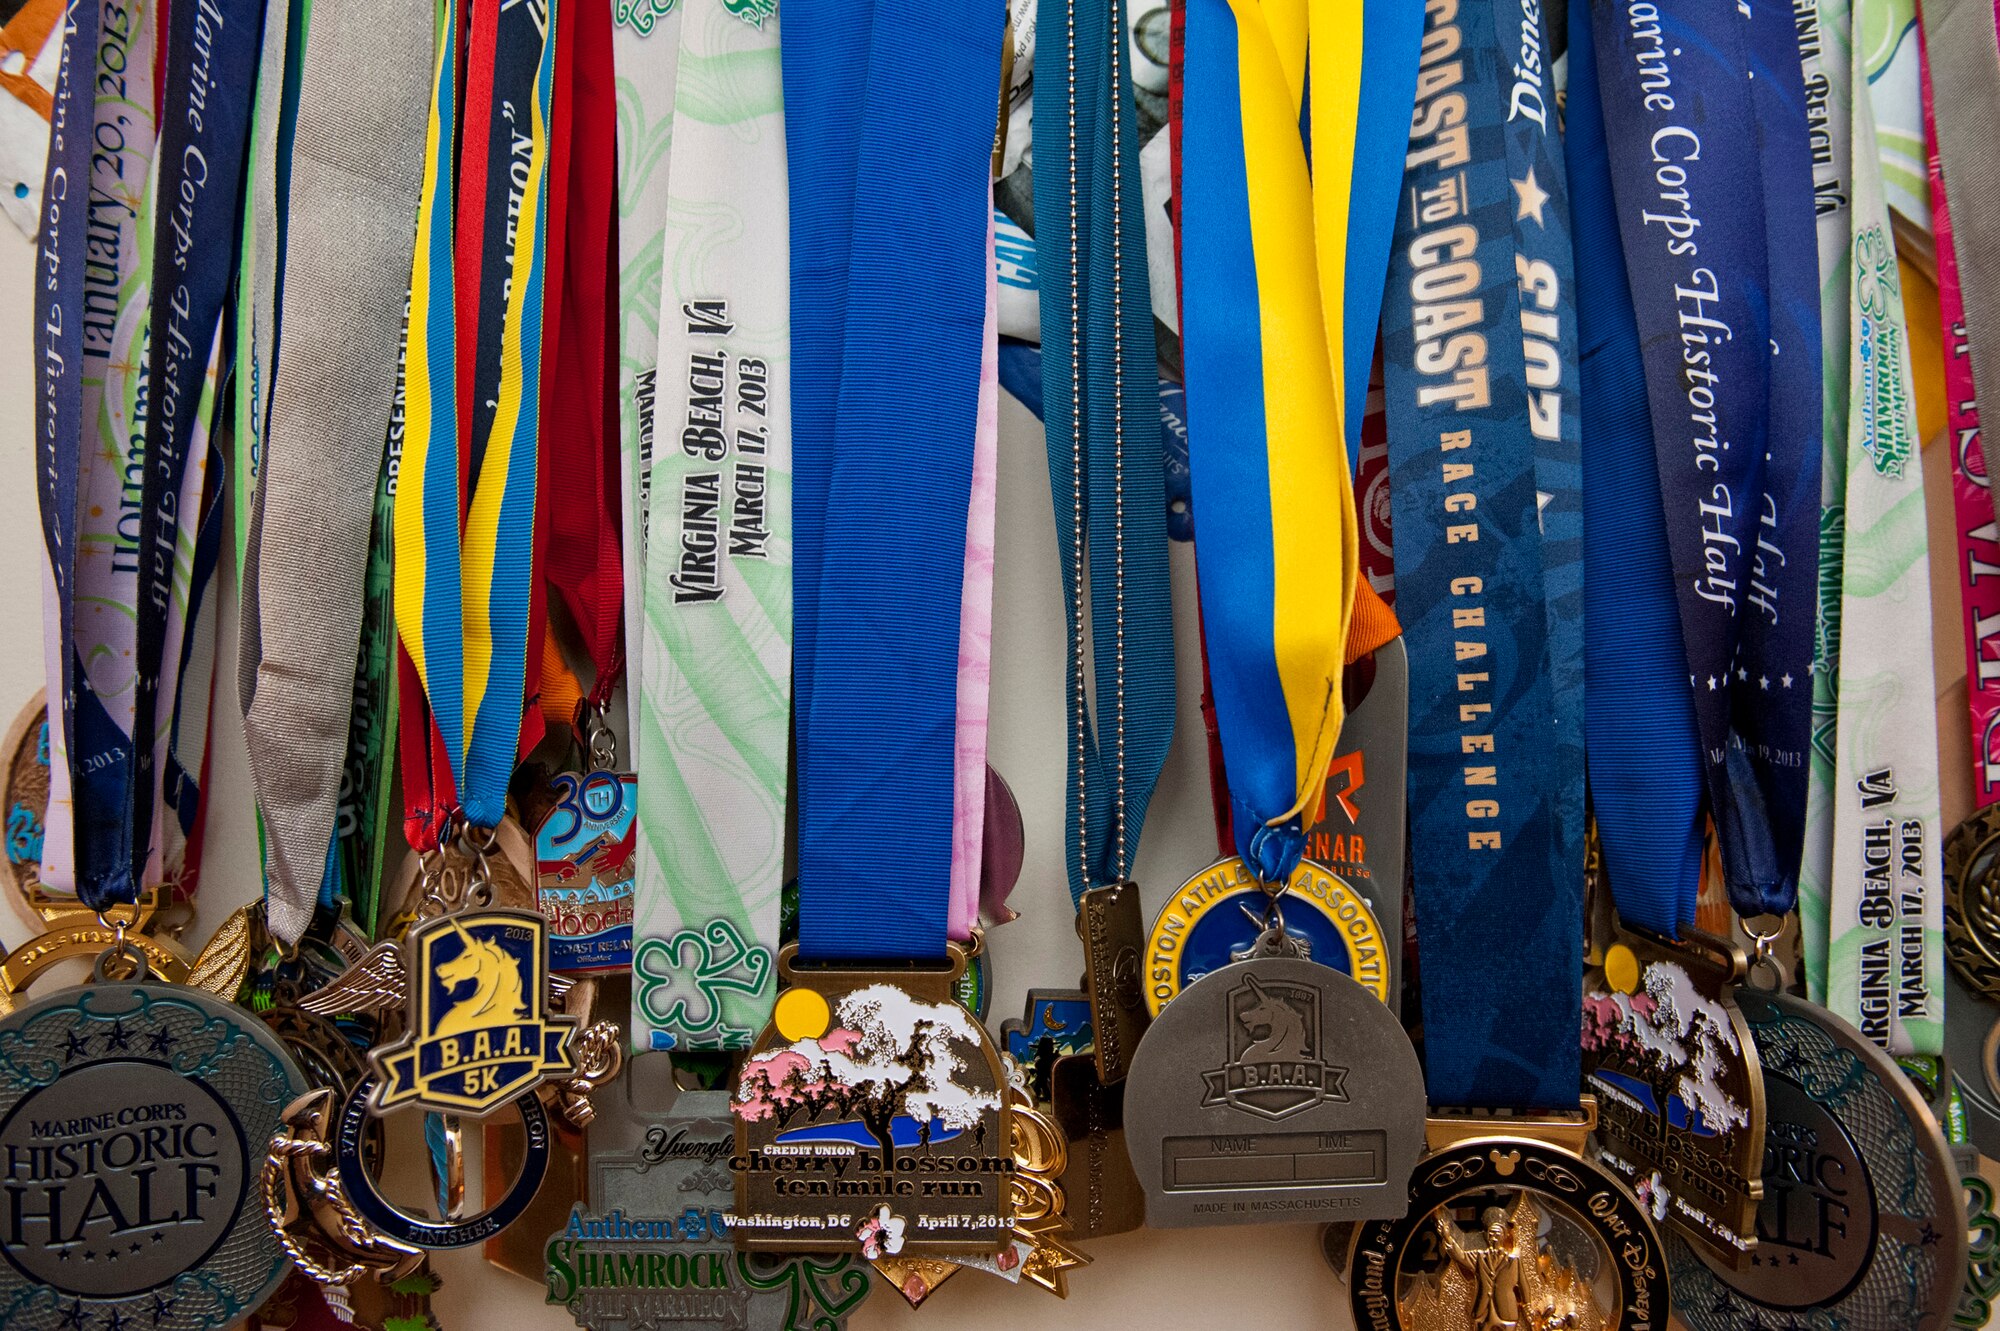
[
  {"x1": 1199, "y1": 971, "x2": 1349, "y2": 1120},
  {"x1": 368, "y1": 908, "x2": 580, "y2": 1115}
]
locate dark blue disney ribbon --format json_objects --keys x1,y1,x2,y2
[
  {"x1": 1568, "y1": 0, "x2": 1704, "y2": 935},
  {"x1": 791, "y1": 0, "x2": 999, "y2": 962},
  {"x1": 1381, "y1": 0, "x2": 1580, "y2": 1111},
  {"x1": 1035, "y1": 0, "x2": 1175, "y2": 907},
  {"x1": 1588, "y1": 0, "x2": 1818, "y2": 919}
]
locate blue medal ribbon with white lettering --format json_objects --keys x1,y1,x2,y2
[
  {"x1": 1568, "y1": 0, "x2": 1705, "y2": 933},
  {"x1": 1381, "y1": 0, "x2": 1582, "y2": 1110},
  {"x1": 1587, "y1": 0, "x2": 1819, "y2": 919},
  {"x1": 788, "y1": 0, "x2": 998, "y2": 961},
  {"x1": 33, "y1": 0, "x2": 110, "y2": 896},
  {"x1": 119, "y1": 0, "x2": 265, "y2": 907}
]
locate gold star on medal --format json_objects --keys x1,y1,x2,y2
[{"x1": 1513, "y1": 167, "x2": 1550, "y2": 226}]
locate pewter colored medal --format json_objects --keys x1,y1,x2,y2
[
  {"x1": 547, "y1": 1090, "x2": 870, "y2": 1330},
  {"x1": 0, "y1": 980, "x2": 308, "y2": 1331},
  {"x1": 1669, "y1": 988, "x2": 1965, "y2": 1329},
  {"x1": 1123, "y1": 953, "x2": 1423, "y2": 1226}
]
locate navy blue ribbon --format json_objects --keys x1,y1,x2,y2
[
  {"x1": 124, "y1": 0, "x2": 267, "y2": 906},
  {"x1": 1568, "y1": 0, "x2": 1704, "y2": 935},
  {"x1": 1588, "y1": 0, "x2": 1819, "y2": 919},
  {"x1": 1035, "y1": 0, "x2": 1176, "y2": 907},
  {"x1": 790, "y1": 0, "x2": 999, "y2": 962},
  {"x1": 32, "y1": 0, "x2": 113, "y2": 897},
  {"x1": 1382, "y1": 0, "x2": 1580, "y2": 1112}
]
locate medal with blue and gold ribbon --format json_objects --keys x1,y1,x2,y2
[{"x1": 1120, "y1": 0, "x2": 1427, "y2": 1231}]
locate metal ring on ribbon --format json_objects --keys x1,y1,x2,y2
[{"x1": 333, "y1": 1077, "x2": 552, "y2": 1250}]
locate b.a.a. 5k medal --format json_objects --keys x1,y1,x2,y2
[
  {"x1": 1123, "y1": 945, "x2": 1425, "y2": 1227},
  {"x1": 732, "y1": 945, "x2": 1014, "y2": 1256},
  {"x1": 1667, "y1": 988, "x2": 1967, "y2": 1330},
  {"x1": 1580, "y1": 926, "x2": 1764, "y2": 1267},
  {"x1": 547, "y1": 1072, "x2": 871, "y2": 1331},
  {"x1": 0, "y1": 964, "x2": 309, "y2": 1330},
  {"x1": 1346, "y1": 1100, "x2": 1669, "y2": 1331}
]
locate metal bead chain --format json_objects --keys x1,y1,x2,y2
[{"x1": 1067, "y1": 0, "x2": 1090, "y2": 896}]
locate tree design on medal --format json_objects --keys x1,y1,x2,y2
[
  {"x1": 1581, "y1": 959, "x2": 1749, "y2": 1140},
  {"x1": 734, "y1": 985, "x2": 1000, "y2": 1173}
]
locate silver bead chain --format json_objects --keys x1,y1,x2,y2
[{"x1": 1109, "y1": 0, "x2": 1129, "y2": 883}]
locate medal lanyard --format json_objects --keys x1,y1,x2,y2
[
  {"x1": 1383, "y1": 0, "x2": 1582, "y2": 1111},
  {"x1": 628, "y1": 0, "x2": 789, "y2": 1049},
  {"x1": 1587, "y1": 0, "x2": 1818, "y2": 932},
  {"x1": 788, "y1": 0, "x2": 998, "y2": 964},
  {"x1": 1180, "y1": 0, "x2": 1367, "y2": 891},
  {"x1": 394, "y1": 0, "x2": 557, "y2": 846},
  {"x1": 1794, "y1": 0, "x2": 1944, "y2": 1053},
  {"x1": 540, "y1": 0, "x2": 623, "y2": 721},
  {"x1": 237, "y1": 0, "x2": 433, "y2": 945},
  {"x1": 1933, "y1": 55, "x2": 2000, "y2": 809},
  {"x1": 100, "y1": 0, "x2": 261, "y2": 912},
  {"x1": 1035, "y1": 0, "x2": 1175, "y2": 905},
  {"x1": 1570, "y1": 0, "x2": 1704, "y2": 937}
]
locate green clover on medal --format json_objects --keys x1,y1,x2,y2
[{"x1": 634, "y1": 917, "x2": 773, "y2": 1049}]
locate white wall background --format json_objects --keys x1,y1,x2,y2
[{"x1": 0, "y1": 221, "x2": 1354, "y2": 1329}]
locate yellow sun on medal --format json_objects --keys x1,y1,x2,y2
[{"x1": 773, "y1": 986, "x2": 832, "y2": 1041}]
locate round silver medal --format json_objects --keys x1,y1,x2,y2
[
  {"x1": 1669, "y1": 988, "x2": 1965, "y2": 1330},
  {"x1": 1123, "y1": 954, "x2": 1424, "y2": 1226},
  {"x1": 0, "y1": 979, "x2": 308, "y2": 1331}
]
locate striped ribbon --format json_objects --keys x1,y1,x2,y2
[
  {"x1": 1180, "y1": 0, "x2": 1381, "y2": 884},
  {"x1": 393, "y1": 0, "x2": 559, "y2": 830}
]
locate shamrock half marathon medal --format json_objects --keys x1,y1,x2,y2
[
  {"x1": 1667, "y1": 989, "x2": 1966, "y2": 1329},
  {"x1": 547, "y1": 1081, "x2": 870, "y2": 1330},
  {"x1": 0, "y1": 964, "x2": 309, "y2": 1331}
]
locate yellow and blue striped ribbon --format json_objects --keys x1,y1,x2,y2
[
  {"x1": 394, "y1": 0, "x2": 559, "y2": 829},
  {"x1": 1181, "y1": 0, "x2": 1387, "y2": 882}
]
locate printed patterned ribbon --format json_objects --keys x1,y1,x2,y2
[
  {"x1": 632, "y1": 0, "x2": 791, "y2": 1051},
  {"x1": 393, "y1": 0, "x2": 558, "y2": 833},
  {"x1": 1569, "y1": 0, "x2": 1704, "y2": 935},
  {"x1": 1383, "y1": 0, "x2": 1581, "y2": 1111},
  {"x1": 1799, "y1": 0, "x2": 1944, "y2": 1055}
]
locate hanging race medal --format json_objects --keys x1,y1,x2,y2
[
  {"x1": 2, "y1": 696, "x2": 48, "y2": 914},
  {"x1": 1145, "y1": 858, "x2": 1392, "y2": 1017},
  {"x1": 546, "y1": 1079, "x2": 872, "y2": 1330},
  {"x1": 535, "y1": 757, "x2": 638, "y2": 974},
  {"x1": 1668, "y1": 989, "x2": 1966, "y2": 1329},
  {"x1": 0, "y1": 970, "x2": 309, "y2": 1331},
  {"x1": 1580, "y1": 928, "x2": 1765, "y2": 1268}
]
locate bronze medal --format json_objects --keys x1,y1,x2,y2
[
  {"x1": 1345, "y1": 1103, "x2": 1670, "y2": 1331},
  {"x1": 1667, "y1": 989, "x2": 1965, "y2": 1329},
  {"x1": 1579, "y1": 925, "x2": 1764, "y2": 1267},
  {"x1": 732, "y1": 945, "x2": 1016, "y2": 1256},
  {"x1": 1948, "y1": 805, "x2": 2000, "y2": 1001}
]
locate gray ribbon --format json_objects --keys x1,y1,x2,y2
[
  {"x1": 241, "y1": 0, "x2": 434, "y2": 943},
  {"x1": 1924, "y1": 0, "x2": 2000, "y2": 514}
]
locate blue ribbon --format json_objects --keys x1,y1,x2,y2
[
  {"x1": 32, "y1": 0, "x2": 118, "y2": 901},
  {"x1": 120, "y1": 0, "x2": 263, "y2": 907},
  {"x1": 1035, "y1": 0, "x2": 1176, "y2": 908},
  {"x1": 1568, "y1": 0, "x2": 1704, "y2": 935},
  {"x1": 790, "y1": 0, "x2": 999, "y2": 962},
  {"x1": 1588, "y1": 0, "x2": 1819, "y2": 919},
  {"x1": 1381, "y1": 0, "x2": 1580, "y2": 1111}
]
